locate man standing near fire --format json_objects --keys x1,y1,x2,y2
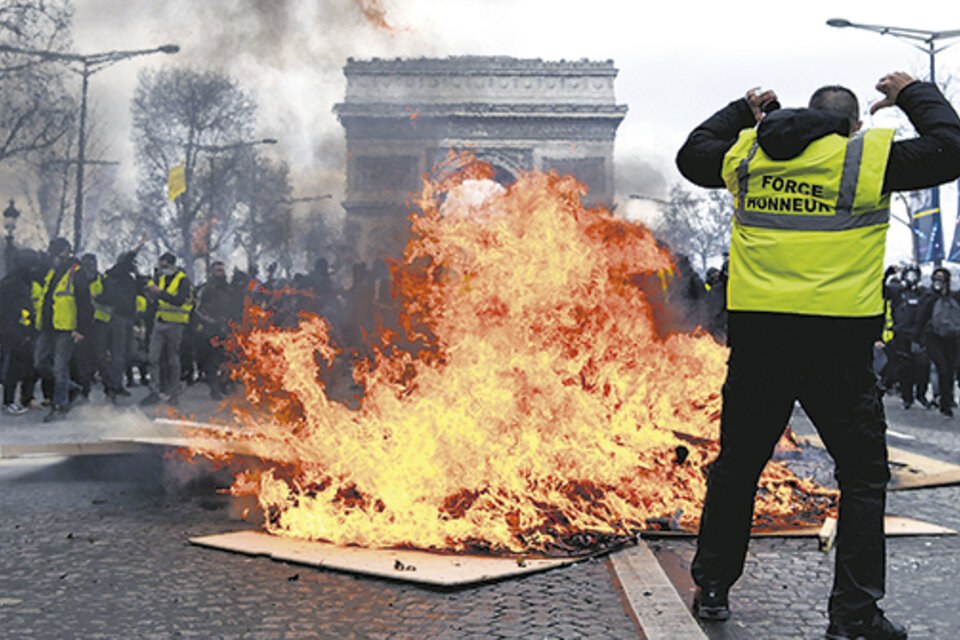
[
  {"x1": 140, "y1": 252, "x2": 192, "y2": 407},
  {"x1": 35, "y1": 237, "x2": 93, "y2": 422},
  {"x1": 676, "y1": 71, "x2": 960, "y2": 640}
]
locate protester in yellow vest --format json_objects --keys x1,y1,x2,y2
[
  {"x1": 140, "y1": 252, "x2": 192, "y2": 407},
  {"x1": 676, "y1": 71, "x2": 960, "y2": 640},
  {"x1": 34, "y1": 237, "x2": 93, "y2": 421}
]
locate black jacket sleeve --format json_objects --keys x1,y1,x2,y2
[
  {"x1": 676, "y1": 98, "x2": 756, "y2": 188},
  {"x1": 675, "y1": 81, "x2": 960, "y2": 192},
  {"x1": 883, "y1": 81, "x2": 960, "y2": 192}
]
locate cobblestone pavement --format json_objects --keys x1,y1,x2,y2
[
  {"x1": 0, "y1": 450, "x2": 642, "y2": 639},
  {"x1": 651, "y1": 395, "x2": 960, "y2": 640},
  {"x1": 3, "y1": 386, "x2": 960, "y2": 639}
]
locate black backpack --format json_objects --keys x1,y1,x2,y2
[{"x1": 931, "y1": 296, "x2": 960, "y2": 338}]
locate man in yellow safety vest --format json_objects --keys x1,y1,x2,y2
[
  {"x1": 139, "y1": 252, "x2": 192, "y2": 407},
  {"x1": 676, "y1": 72, "x2": 960, "y2": 640},
  {"x1": 34, "y1": 237, "x2": 93, "y2": 421}
]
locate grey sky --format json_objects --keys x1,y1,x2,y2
[{"x1": 62, "y1": 1, "x2": 960, "y2": 264}]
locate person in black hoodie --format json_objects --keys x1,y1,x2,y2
[
  {"x1": 890, "y1": 265, "x2": 930, "y2": 409},
  {"x1": 100, "y1": 239, "x2": 145, "y2": 401},
  {"x1": 0, "y1": 250, "x2": 39, "y2": 414},
  {"x1": 676, "y1": 72, "x2": 960, "y2": 640},
  {"x1": 914, "y1": 267, "x2": 960, "y2": 417}
]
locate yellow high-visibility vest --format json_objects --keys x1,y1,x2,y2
[
  {"x1": 721, "y1": 127, "x2": 895, "y2": 317},
  {"x1": 882, "y1": 298, "x2": 894, "y2": 342},
  {"x1": 151, "y1": 270, "x2": 191, "y2": 324},
  {"x1": 90, "y1": 274, "x2": 112, "y2": 323},
  {"x1": 31, "y1": 281, "x2": 42, "y2": 327},
  {"x1": 136, "y1": 294, "x2": 147, "y2": 314},
  {"x1": 36, "y1": 266, "x2": 79, "y2": 331}
]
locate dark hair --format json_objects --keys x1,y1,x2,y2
[
  {"x1": 809, "y1": 85, "x2": 860, "y2": 134},
  {"x1": 933, "y1": 267, "x2": 951, "y2": 281},
  {"x1": 159, "y1": 252, "x2": 177, "y2": 265},
  {"x1": 48, "y1": 237, "x2": 71, "y2": 257},
  {"x1": 210, "y1": 260, "x2": 225, "y2": 269}
]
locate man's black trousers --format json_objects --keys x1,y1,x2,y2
[{"x1": 691, "y1": 312, "x2": 890, "y2": 622}]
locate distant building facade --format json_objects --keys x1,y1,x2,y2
[{"x1": 334, "y1": 56, "x2": 628, "y2": 261}]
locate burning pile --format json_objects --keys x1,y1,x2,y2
[{"x1": 192, "y1": 156, "x2": 837, "y2": 555}]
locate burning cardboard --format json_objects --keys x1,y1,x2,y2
[{"x1": 185, "y1": 158, "x2": 841, "y2": 555}]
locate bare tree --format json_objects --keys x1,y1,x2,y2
[
  {"x1": 0, "y1": 0, "x2": 75, "y2": 167},
  {"x1": 232, "y1": 154, "x2": 294, "y2": 272},
  {"x1": 656, "y1": 183, "x2": 732, "y2": 272},
  {"x1": 131, "y1": 66, "x2": 257, "y2": 277}
]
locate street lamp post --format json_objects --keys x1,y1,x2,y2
[
  {"x1": 826, "y1": 19, "x2": 960, "y2": 87},
  {"x1": 0, "y1": 43, "x2": 179, "y2": 251},
  {"x1": 827, "y1": 19, "x2": 960, "y2": 264},
  {"x1": 3, "y1": 199, "x2": 21, "y2": 276},
  {"x1": 189, "y1": 138, "x2": 278, "y2": 273},
  {"x1": 628, "y1": 193, "x2": 672, "y2": 206}
]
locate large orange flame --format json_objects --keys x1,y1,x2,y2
[{"x1": 195, "y1": 156, "x2": 837, "y2": 554}]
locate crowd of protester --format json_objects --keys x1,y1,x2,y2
[
  {"x1": 28, "y1": 235, "x2": 960, "y2": 425},
  {"x1": 878, "y1": 263, "x2": 960, "y2": 418},
  {"x1": 659, "y1": 252, "x2": 960, "y2": 420},
  {"x1": 0, "y1": 237, "x2": 393, "y2": 421}
]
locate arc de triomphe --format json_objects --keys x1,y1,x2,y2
[{"x1": 334, "y1": 56, "x2": 628, "y2": 262}]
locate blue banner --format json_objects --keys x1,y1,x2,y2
[
  {"x1": 948, "y1": 181, "x2": 960, "y2": 263},
  {"x1": 912, "y1": 187, "x2": 944, "y2": 263}
]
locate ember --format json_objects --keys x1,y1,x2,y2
[{"x1": 191, "y1": 154, "x2": 838, "y2": 555}]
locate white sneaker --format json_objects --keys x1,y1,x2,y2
[{"x1": 4, "y1": 402, "x2": 28, "y2": 415}]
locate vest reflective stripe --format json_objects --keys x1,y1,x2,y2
[
  {"x1": 90, "y1": 274, "x2": 112, "y2": 323},
  {"x1": 722, "y1": 127, "x2": 895, "y2": 317},
  {"x1": 37, "y1": 267, "x2": 78, "y2": 331},
  {"x1": 882, "y1": 298, "x2": 894, "y2": 342},
  {"x1": 153, "y1": 271, "x2": 190, "y2": 323},
  {"x1": 736, "y1": 206, "x2": 890, "y2": 230}
]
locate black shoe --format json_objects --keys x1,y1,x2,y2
[
  {"x1": 692, "y1": 583, "x2": 730, "y2": 621},
  {"x1": 42, "y1": 406, "x2": 68, "y2": 422},
  {"x1": 139, "y1": 392, "x2": 162, "y2": 406},
  {"x1": 942, "y1": 408, "x2": 954, "y2": 418},
  {"x1": 900, "y1": 400, "x2": 912, "y2": 410},
  {"x1": 825, "y1": 609, "x2": 906, "y2": 640}
]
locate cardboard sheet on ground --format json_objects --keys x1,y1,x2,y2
[
  {"x1": 189, "y1": 530, "x2": 587, "y2": 586},
  {"x1": 800, "y1": 434, "x2": 960, "y2": 491},
  {"x1": 641, "y1": 515, "x2": 956, "y2": 538}
]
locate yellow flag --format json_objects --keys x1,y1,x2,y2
[{"x1": 168, "y1": 164, "x2": 186, "y2": 202}]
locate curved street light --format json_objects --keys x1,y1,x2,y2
[
  {"x1": 826, "y1": 18, "x2": 960, "y2": 84},
  {"x1": 0, "y1": 43, "x2": 180, "y2": 250},
  {"x1": 828, "y1": 18, "x2": 960, "y2": 264},
  {"x1": 628, "y1": 193, "x2": 672, "y2": 206}
]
